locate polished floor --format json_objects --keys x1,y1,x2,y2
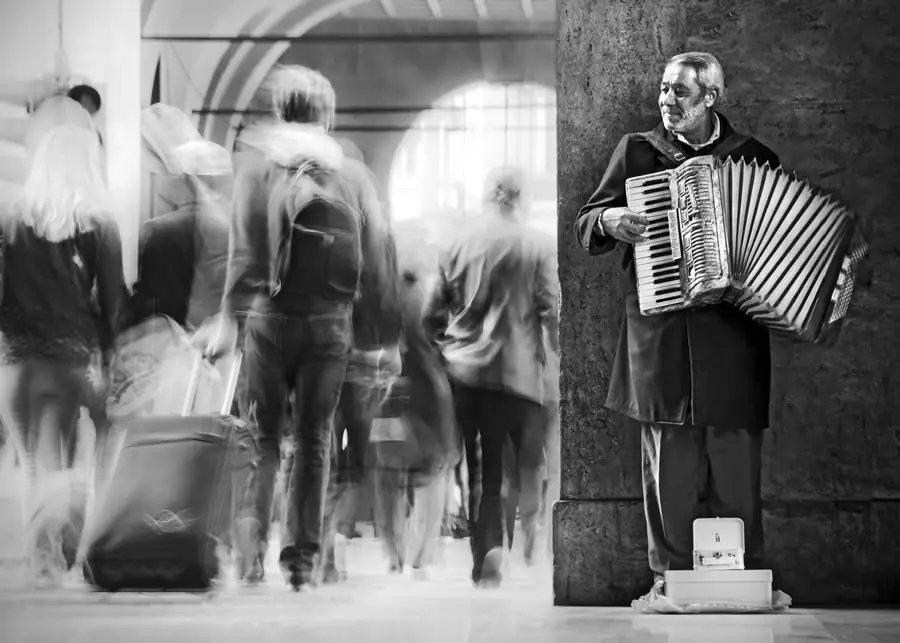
[{"x1": 1, "y1": 533, "x2": 898, "y2": 643}]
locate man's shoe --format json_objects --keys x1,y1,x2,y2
[
  {"x1": 279, "y1": 548, "x2": 317, "y2": 592},
  {"x1": 637, "y1": 577, "x2": 666, "y2": 602},
  {"x1": 284, "y1": 565, "x2": 315, "y2": 592}
]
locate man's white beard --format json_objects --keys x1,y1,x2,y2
[{"x1": 667, "y1": 101, "x2": 711, "y2": 136}]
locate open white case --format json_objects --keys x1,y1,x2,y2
[
  {"x1": 692, "y1": 517, "x2": 745, "y2": 570},
  {"x1": 664, "y1": 517, "x2": 774, "y2": 610}
]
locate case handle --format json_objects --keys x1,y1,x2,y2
[{"x1": 181, "y1": 350, "x2": 243, "y2": 417}]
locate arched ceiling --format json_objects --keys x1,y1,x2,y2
[
  {"x1": 143, "y1": 0, "x2": 555, "y2": 32},
  {"x1": 141, "y1": 0, "x2": 555, "y2": 147}
]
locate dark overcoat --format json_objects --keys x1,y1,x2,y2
[{"x1": 574, "y1": 114, "x2": 780, "y2": 430}]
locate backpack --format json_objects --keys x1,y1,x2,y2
[{"x1": 274, "y1": 168, "x2": 364, "y2": 302}]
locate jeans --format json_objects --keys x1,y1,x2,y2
[
  {"x1": 452, "y1": 382, "x2": 544, "y2": 583},
  {"x1": 237, "y1": 301, "x2": 352, "y2": 574}
]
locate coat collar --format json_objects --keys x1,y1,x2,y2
[{"x1": 655, "y1": 111, "x2": 737, "y2": 156}]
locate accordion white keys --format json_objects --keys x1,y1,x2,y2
[{"x1": 625, "y1": 156, "x2": 869, "y2": 342}]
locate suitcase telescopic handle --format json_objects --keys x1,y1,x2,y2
[
  {"x1": 181, "y1": 350, "x2": 244, "y2": 417},
  {"x1": 221, "y1": 351, "x2": 243, "y2": 415}
]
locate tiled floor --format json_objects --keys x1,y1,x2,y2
[
  {"x1": 1, "y1": 536, "x2": 899, "y2": 643},
  {"x1": 1, "y1": 459, "x2": 898, "y2": 643}
]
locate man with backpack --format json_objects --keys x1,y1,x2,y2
[{"x1": 196, "y1": 65, "x2": 398, "y2": 591}]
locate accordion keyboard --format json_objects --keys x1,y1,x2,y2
[
  {"x1": 626, "y1": 171, "x2": 686, "y2": 312},
  {"x1": 622, "y1": 154, "x2": 866, "y2": 342}
]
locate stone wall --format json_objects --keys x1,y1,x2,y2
[{"x1": 555, "y1": 0, "x2": 900, "y2": 605}]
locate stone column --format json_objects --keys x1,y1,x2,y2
[
  {"x1": 554, "y1": 0, "x2": 685, "y2": 607},
  {"x1": 555, "y1": 0, "x2": 900, "y2": 606}
]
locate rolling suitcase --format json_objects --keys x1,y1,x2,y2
[{"x1": 82, "y1": 352, "x2": 249, "y2": 592}]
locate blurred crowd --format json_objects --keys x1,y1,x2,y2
[{"x1": 0, "y1": 64, "x2": 560, "y2": 591}]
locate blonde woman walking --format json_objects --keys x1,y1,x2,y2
[{"x1": 0, "y1": 100, "x2": 127, "y2": 586}]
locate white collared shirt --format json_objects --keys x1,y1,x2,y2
[{"x1": 675, "y1": 113, "x2": 721, "y2": 150}]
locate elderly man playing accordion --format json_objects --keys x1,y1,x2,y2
[{"x1": 574, "y1": 52, "x2": 781, "y2": 600}]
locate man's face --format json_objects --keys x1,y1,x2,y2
[{"x1": 658, "y1": 63, "x2": 713, "y2": 133}]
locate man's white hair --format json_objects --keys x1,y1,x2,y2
[
  {"x1": 666, "y1": 52, "x2": 727, "y2": 107},
  {"x1": 484, "y1": 165, "x2": 531, "y2": 215}
]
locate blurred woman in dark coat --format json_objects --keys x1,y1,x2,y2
[
  {"x1": 369, "y1": 225, "x2": 460, "y2": 578},
  {"x1": 131, "y1": 105, "x2": 233, "y2": 330}
]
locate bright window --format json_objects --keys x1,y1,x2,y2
[{"x1": 388, "y1": 81, "x2": 557, "y2": 240}]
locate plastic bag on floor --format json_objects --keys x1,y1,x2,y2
[{"x1": 631, "y1": 587, "x2": 792, "y2": 614}]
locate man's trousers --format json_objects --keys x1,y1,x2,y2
[{"x1": 641, "y1": 422, "x2": 764, "y2": 579}]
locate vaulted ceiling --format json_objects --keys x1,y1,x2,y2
[
  {"x1": 141, "y1": 0, "x2": 556, "y2": 146},
  {"x1": 336, "y1": 0, "x2": 553, "y2": 21},
  {"x1": 142, "y1": 0, "x2": 555, "y2": 30}
]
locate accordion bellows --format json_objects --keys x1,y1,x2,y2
[{"x1": 625, "y1": 156, "x2": 868, "y2": 342}]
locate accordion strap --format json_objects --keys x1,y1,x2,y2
[{"x1": 641, "y1": 129, "x2": 751, "y2": 167}]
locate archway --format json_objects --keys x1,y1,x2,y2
[{"x1": 388, "y1": 80, "x2": 557, "y2": 244}]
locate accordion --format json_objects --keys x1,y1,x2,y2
[{"x1": 625, "y1": 156, "x2": 868, "y2": 342}]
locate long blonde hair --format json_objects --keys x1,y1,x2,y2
[{"x1": 17, "y1": 124, "x2": 108, "y2": 242}]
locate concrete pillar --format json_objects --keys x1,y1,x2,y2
[{"x1": 555, "y1": 0, "x2": 900, "y2": 605}]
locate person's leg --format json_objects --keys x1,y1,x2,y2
[
  {"x1": 501, "y1": 436, "x2": 518, "y2": 551},
  {"x1": 373, "y1": 439, "x2": 409, "y2": 572},
  {"x1": 452, "y1": 456, "x2": 469, "y2": 538},
  {"x1": 470, "y1": 389, "x2": 517, "y2": 586},
  {"x1": 43, "y1": 366, "x2": 86, "y2": 572},
  {"x1": 30, "y1": 365, "x2": 82, "y2": 475},
  {"x1": 234, "y1": 312, "x2": 288, "y2": 583},
  {"x1": 451, "y1": 383, "x2": 481, "y2": 560},
  {"x1": 641, "y1": 422, "x2": 707, "y2": 589},
  {"x1": 14, "y1": 362, "x2": 85, "y2": 584},
  {"x1": 279, "y1": 306, "x2": 352, "y2": 590},
  {"x1": 338, "y1": 382, "x2": 377, "y2": 538},
  {"x1": 506, "y1": 397, "x2": 545, "y2": 565},
  {"x1": 0, "y1": 364, "x2": 33, "y2": 566},
  {"x1": 411, "y1": 467, "x2": 450, "y2": 575},
  {"x1": 319, "y1": 388, "x2": 349, "y2": 583},
  {"x1": 706, "y1": 426, "x2": 765, "y2": 570}
]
